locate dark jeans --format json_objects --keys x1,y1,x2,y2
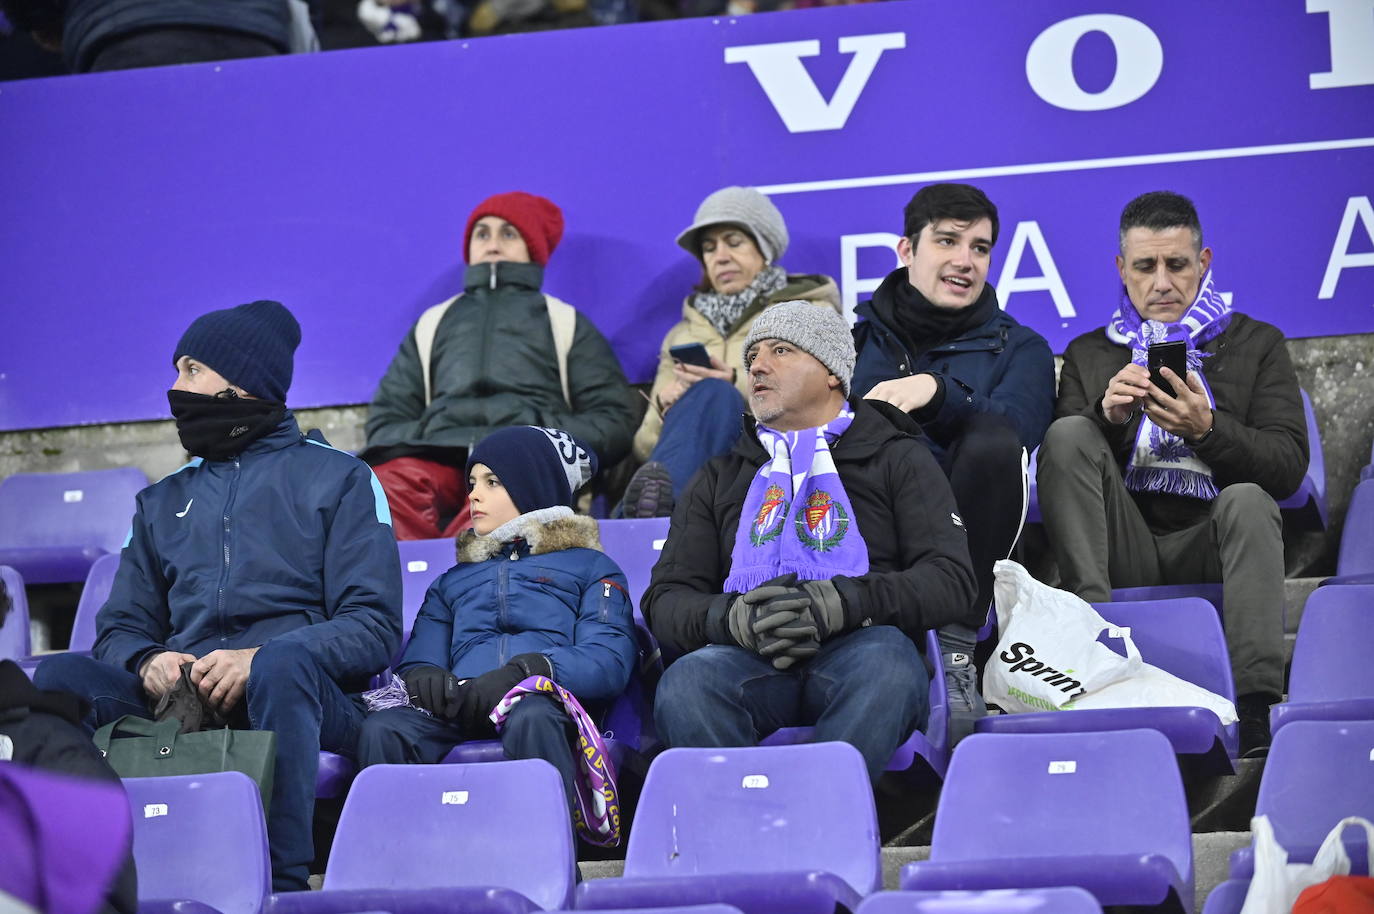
[
  {"x1": 650, "y1": 378, "x2": 746, "y2": 496},
  {"x1": 88, "y1": 27, "x2": 281, "y2": 72},
  {"x1": 654, "y1": 625, "x2": 929, "y2": 782},
  {"x1": 34, "y1": 642, "x2": 365, "y2": 893},
  {"x1": 939, "y1": 412, "x2": 1028, "y2": 638},
  {"x1": 357, "y1": 694, "x2": 578, "y2": 809}
]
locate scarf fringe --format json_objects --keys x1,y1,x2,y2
[
  {"x1": 1123, "y1": 465, "x2": 1220, "y2": 501},
  {"x1": 725, "y1": 564, "x2": 841, "y2": 593},
  {"x1": 361, "y1": 674, "x2": 423, "y2": 714}
]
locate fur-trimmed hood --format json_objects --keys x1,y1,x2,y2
[{"x1": 456, "y1": 511, "x2": 603, "y2": 563}]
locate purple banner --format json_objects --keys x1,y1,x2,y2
[{"x1": 1, "y1": 0, "x2": 1371, "y2": 430}]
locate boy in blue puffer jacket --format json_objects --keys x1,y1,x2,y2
[{"x1": 357, "y1": 425, "x2": 636, "y2": 808}]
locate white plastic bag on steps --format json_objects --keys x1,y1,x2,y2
[{"x1": 1239, "y1": 814, "x2": 1374, "y2": 914}]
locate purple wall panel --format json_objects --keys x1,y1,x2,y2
[{"x1": 0, "y1": 0, "x2": 1370, "y2": 430}]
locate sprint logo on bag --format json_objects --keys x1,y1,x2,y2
[{"x1": 996, "y1": 642, "x2": 1087, "y2": 708}]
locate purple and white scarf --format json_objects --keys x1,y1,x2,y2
[
  {"x1": 1106, "y1": 269, "x2": 1233, "y2": 501},
  {"x1": 491, "y1": 676, "x2": 621, "y2": 848},
  {"x1": 724, "y1": 406, "x2": 869, "y2": 592}
]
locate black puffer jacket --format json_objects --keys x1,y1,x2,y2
[
  {"x1": 364, "y1": 261, "x2": 638, "y2": 466},
  {"x1": 1056, "y1": 311, "x2": 1308, "y2": 533},
  {"x1": 643, "y1": 399, "x2": 977, "y2": 656}
]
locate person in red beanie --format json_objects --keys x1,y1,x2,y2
[{"x1": 362, "y1": 191, "x2": 638, "y2": 540}]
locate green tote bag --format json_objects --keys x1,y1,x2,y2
[{"x1": 93, "y1": 716, "x2": 276, "y2": 813}]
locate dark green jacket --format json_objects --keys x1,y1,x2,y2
[{"x1": 364, "y1": 262, "x2": 638, "y2": 465}]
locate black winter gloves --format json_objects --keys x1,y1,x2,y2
[
  {"x1": 709, "y1": 574, "x2": 856, "y2": 670},
  {"x1": 457, "y1": 653, "x2": 554, "y2": 734},
  {"x1": 403, "y1": 664, "x2": 463, "y2": 719}
]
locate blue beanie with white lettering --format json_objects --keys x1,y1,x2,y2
[{"x1": 467, "y1": 426, "x2": 598, "y2": 513}]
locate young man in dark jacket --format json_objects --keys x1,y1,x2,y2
[
  {"x1": 1037, "y1": 191, "x2": 1307, "y2": 755},
  {"x1": 35, "y1": 300, "x2": 403, "y2": 892},
  {"x1": 363, "y1": 191, "x2": 639, "y2": 540},
  {"x1": 646, "y1": 301, "x2": 976, "y2": 782},
  {"x1": 852, "y1": 183, "x2": 1055, "y2": 742}
]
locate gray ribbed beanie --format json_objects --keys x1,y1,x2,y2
[
  {"x1": 675, "y1": 186, "x2": 789, "y2": 263},
  {"x1": 743, "y1": 301, "x2": 855, "y2": 396}
]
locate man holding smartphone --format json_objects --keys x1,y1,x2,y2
[{"x1": 1037, "y1": 191, "x2": 1308, "y2": 755}]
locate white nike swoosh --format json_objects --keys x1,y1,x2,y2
[{"x1": 175, "y1": 499, "x2": 194, "y2": 518}]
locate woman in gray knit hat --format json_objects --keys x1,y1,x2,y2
[{"x1": 622, "y1": 186, "x2": 841, "y2": 517}]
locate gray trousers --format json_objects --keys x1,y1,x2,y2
[{"x1": 1037, "y1": 416, "x2": 1284, "y2": 698}]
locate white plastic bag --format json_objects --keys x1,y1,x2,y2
[
  {"x1": 983, "y1": 560, "x2": 1237, "y2": 725},
  {"x1": 1239, "y1": 814, "x2": 1374, "y2": 914},
  {"x1": 983, "y1": 561, "x2": 1142, "y2": 712}
]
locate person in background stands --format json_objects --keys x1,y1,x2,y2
[{"x1": 363, "y1": 191, "x2": 638, "y2": 539}]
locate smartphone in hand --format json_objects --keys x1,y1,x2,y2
[
  {"x1": 1147, "y1": 341, "x2": 1188, "y2": 398},
  {"x1": 669, "y1": 342, "x2": 713, "y2": 369}
]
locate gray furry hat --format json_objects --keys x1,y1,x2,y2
[
  {"x1": 743, "y1": 300, "x2": 855, "y2": 396},
  {"x1": 675, "y1": 186, "x2": 789, "y2": 263}
]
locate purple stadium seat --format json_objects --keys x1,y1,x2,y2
[
  {"x1": 267, "y1": 759, "x2": 575, "y2": 914},
  {"x1": 757, "y1": 629, "x2": 950, "y2": 786},
  {"x1": 578, "y1": 909, "x2": 745, "y2": 914},
  {"x1": 856, "y1": 888, "x2": 1103, "y2": 913},
  {"x1": 0, "y1": 565, "x2": 30, "y2": 659},
  {"x1": 902, "y1": 729, "x2": 1193, "y2": 912},
  {"x1": 597, "y1": 517, "x2": 671, "y2": 622},
  {"x1": 1329, "y1": 478, "x2": 1374, "y2": 581},
  {"x1": 396, "y1": 538, "x2": 457, "y2": 659},
  {"x1": 1270, "y1": 585, "x2": 1374, "y2": 735},
  {"x1": 123, "y1": 771, "x2": 271, "y2": 914},
  {"x1": 976, "y1": 598, "x2": 1238, "y2": 773},
  {"x1": 1200, "y1": 880, "x2": 1248, "y2": 914},
  {"x1": 69, "y1": 550, "x2": 120, "y2": 651},
  {"x1": 1229, "y1": 720, "x2": 1374, "y2": 879},
  {"x1": 0, "y1": 468, "x2": 146, "y2": 584},
  {"x1": 573, "y1": 741, "x2": 880, "y2": 914},
  {"x1": 1025, "y1": 447, "x2": 1041, "y2": 525},
  {"x1": 0, "y1": 763, "x2": 132, "y2": 914}
]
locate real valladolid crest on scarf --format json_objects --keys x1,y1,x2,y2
[
  {"x1": 1106, "y1": 269, "x2": 1234, "y2": 501},
  {"x1": 724, "y1": 405, "x2": 870, "y2": 592}
]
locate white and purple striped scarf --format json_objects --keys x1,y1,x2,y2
[
  {"x1": 1106, "y1": 270, "x2": 1233, "y2": 501},
  {"x1": 724, "y1": 406, "x2": 870, "y2": 592}
]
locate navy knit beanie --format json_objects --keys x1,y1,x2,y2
[
  {"x1": 173, "y1": 300, "x2": 301, "y2": 403},
  {"x1": 467, "y1": 427, "x2": 598, "y2": 514}
]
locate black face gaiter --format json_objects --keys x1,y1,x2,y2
[{"x1": 167, "y1": 390, "x2": 285, "y2": 460}]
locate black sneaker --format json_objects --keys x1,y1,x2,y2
[
  {"x1": 944, "y1": 652, "x2": 988, "y2": 747},
  {"x1": 1238, "y1": 693, "x2": 1276, "y2": 758},
  {"x1": 623, "y1": 461, "x2": 675, "y2": 518}
]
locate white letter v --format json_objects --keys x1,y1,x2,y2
[{"x1": 725, "y1": 32, "x2": 906, "y2": 133}]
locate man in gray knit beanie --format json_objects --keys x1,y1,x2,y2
[{"x1": 743, "y1": 299, "x2": 855, "y2": 397}]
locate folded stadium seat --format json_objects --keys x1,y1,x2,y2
[
  {"x1": 1199, "y1": 879, "x2": 1249, "y2": 914},
  {"x1": 123, "y1": 771, "x2": 271, "y2": 914},
  {"x1": 1228, "y1": 720, "x2": 1374, "y2": 880},
  {"x1": 266, "y1": 759, "x2": 575, "y2": 914},
  {"x1": 0, "y1": 565, "x2": 31, "y2": 659},
  {"x1": 1025, "y1": 447, "x2": 1041, "y2": 525},
  {"x1": 975, "y1": 598, "x2": 1238, "y2": 775},
  {"x1": 756, "y1": 629, "x2": 951, "y2": 787},
  {"x1": 1273, "y1": 389, "x2": 1327, "y2": 530},
  {"x1": 856, "y1": 887, "x2": 1103, "y2": 913},
  {"x1": 315, "y1": 536, "x2": 453, "y2": 800},
  {"x1": 0, "y1": 468, "x2": 147, "y2": 585},
  {"x1": 595, "y1": 517, "x2": 671, "y2": 620},
  {"x1": 577, "y1": 908, "x2": 745, "y2": 914},
  {"x1": 16, "y1": 551, "x2": 120, "y2": 676},
  {"x1": 902, "y1": 729, "x2": 1194, "y2": 913},
  {"x1": 572, "y1": 741, "x2": 880, "y2": 914},
  {"x1": 1323, "y1": 478, "x2": 1374, "y2": 584},
  {"x1": 1270, "y1": 585, "x2": 1374, "y2": 735}
]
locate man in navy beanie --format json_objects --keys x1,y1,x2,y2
[{"x1": 36, "y1": 299, "x2": 403, "y2": 892}]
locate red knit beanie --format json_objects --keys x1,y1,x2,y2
[{"x1": 463, "y1": 192, "x2": 565, "y2": 266}]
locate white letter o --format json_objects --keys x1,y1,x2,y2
[{"x1": 1026, "y1": 14, "x2": 1163, "y2": 111}]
